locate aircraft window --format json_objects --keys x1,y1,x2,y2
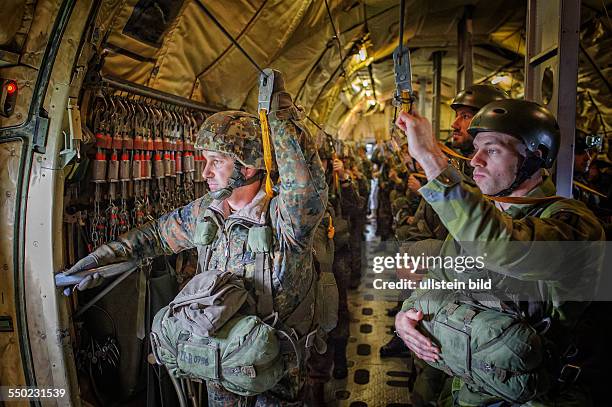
[{"x1": 123, "y1": 0, "x2": 185, "y2": 47}]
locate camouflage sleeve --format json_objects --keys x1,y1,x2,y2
[
  {"x1": 156, "y1": 195, "x2": 213, "y2": 252},
  {"x1": 100, "y1": 195, "x2": 212, "y2": 260},
  {"x1": 418, "y1": 165, "x2": 604, "y2": 280},
  {"x1": 268, "y1": 109, "x2": 328, "y2": 250}
]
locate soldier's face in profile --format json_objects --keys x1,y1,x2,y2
[
  {"x1": 451, "y1": 107, "x2": 476, "y2": 149},
  {"x1": 470, "y1": 132, "x2": 526, "y2": 195},
  {"x1": 574, "y1": 150, "x2": 592, "y2": 174},
  {"x1": 202, "y1": 151, "x2": 235, "y2": 191}
]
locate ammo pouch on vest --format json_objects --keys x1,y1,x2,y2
[
  {"x1": 170, "y1": 270, "x2": 249, "y2": 337},
  {"x1": 333, "y1": 216, "x2": 350, "y2": 249},
  {"x1": 413, "y1": 291, "x2": 551, "y2": 404},
  {"x1": 314, "y1": 271, "x2": 338, "y2": 334},
  {"x1": 312, "y1": 218, "x2": 339, "y2": 335},
  {"x1": 151, "y1": 307, "x2": 285, "y2": 396}
]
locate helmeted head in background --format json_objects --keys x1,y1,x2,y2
[
  {"x1": 195, "y1": 111, "x2": 267, "y2": 200},
  {"x1": 450, "y1": 84, "x2": 510, "y2": 152},
  {"x1": 574, "y1": 129, "x2": 594, "y2": 175},
  {"x1": 468, "y1": 99, "x2": 560, "y2": 196}
]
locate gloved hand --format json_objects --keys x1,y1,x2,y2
[
  {"x1": 76, "y1": 270, "x2": 105, "y2": 291},
  {"x1": 269, "y1": 69, "x2": 285, "y2": 94},
  {"x1": 64, "y1": 243, "x2": 123, "y2": 291},
  {"x1": 264, "y1": 69, "x2": 293, "y2": 112}
]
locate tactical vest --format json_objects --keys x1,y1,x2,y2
[{"x1": 151, "y1": 196, "x2": 334, "y2": 395}]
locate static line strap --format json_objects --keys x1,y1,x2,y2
[
  {"x1": 327, "y1": 214, "x2": 335, "y2": 239},
  {"x1": 258, "y1": 109, "x2": 274, "y2": 198},
  {"x1": 573, "y1": 180, "x2": 607, "y2": 198},
  {"x1": 438, "y1": 142, "x2": 471, "y2": 161},
  {"x1": 484, "y1": 195, "x2": 565, "y2": 204},
  {"x1": 413, "y1": 170, "x2": 564, "y2": 204},
  {"x1": 400, "y1": 89, "x2": 412, "y2": 113}
]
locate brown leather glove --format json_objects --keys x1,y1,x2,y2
[{"x1": 267, "y1": 69, "x2": 293, "y2": 112}]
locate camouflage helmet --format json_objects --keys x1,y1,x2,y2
[
  {"x1": 195, "y1": 111, "x2": 265, "y2": 169},
  {"x1": 451, "y1": 84, "x2": 509, "y2": 112}
]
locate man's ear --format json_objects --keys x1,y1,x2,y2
[{"x1": 242, "y1": 167, "x2": 259, "y2": 178}]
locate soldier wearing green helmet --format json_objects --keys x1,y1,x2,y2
[
  {"x1": 394, "y1": 99, "x2": 604, "y2": 406},
  {"x1": 449, "y1": 84, "x2": 510, "y2": 168},
  {"x1": 380, "y1": 87, "x2": 510, "y2": 372}
]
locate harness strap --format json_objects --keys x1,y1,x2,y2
[
  {"x1": 438, "y1": 142, "x2": 471, "y2": 161},
  {"x1": 258, "y1": 109, "x2": 275, "y2": 198},
  {"x1": 484, "y1": 195, "x2": 565, "y2": 205},
  {"x1": 574, "y1": 180, "x2": 606, "y2": 198},
  {"x1": 254, "y1": 252, "x2": 274, "y2": 318}
]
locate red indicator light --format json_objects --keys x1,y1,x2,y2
[{"x1": 6, "y1": 82, "x2": 17, "y2": 94}]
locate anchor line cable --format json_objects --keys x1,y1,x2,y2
[
  {"x1": 195, "y1": 0, "x2": 325, "y2": 130},
  {"x1": 392, "y1": 0, "x2": 408, "y2": 128},
  {"x1": 195, "y1": 0, "x2": 267, "y2": 77},
  {"x1": 398, "y1": 0, "x2": 406, "y2": 63},
  {"x1": 324, "y1": 0, "x2": 351, "y2": 92},
  {"x1": 363, "y1": 3, "x2": 377, "y2": 101}
]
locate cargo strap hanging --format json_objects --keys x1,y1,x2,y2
[
  {"x1": 258, "y1": 109, "x2": 274, "y2": 198},
  {"x1": 438, "y1": 143, "x2": 471, "y2": 161},
  {"x1": 327, "y1": 214, "x2": 335, "y2": 239},
  {"x1": 258, "y1": 69, "x2": 278, "y2": 199},
  {"x1": 573, "y1": 180, "x2": 606, "y2": 198}
]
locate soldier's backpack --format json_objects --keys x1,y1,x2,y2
[
  {"x1": 407, "y1": 196, "x2": 590, "y2": 404},
  {"x1": 151, "y1": 306, "x2": 287, "y2": 396},
  {"x1": 412, "y1": 290, "x2": 551, "y2": 404},
  {"x1": 150, "y1": 199, "x2": 334, "y2": 395}
]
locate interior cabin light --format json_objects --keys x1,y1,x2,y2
[
  {"x1": 491, "y1": 75, "x2": 508, "y2": 85},
  {"x1": 362, "y1": 80, "x2": 369, "y2": 87},
  {"x1": 365, "y1": 89, "x2": 373, "y2": 97},
  {"x1": 351, "y1": 83, "x2": 362, "y2": 92},
  {"x1": 359, "y1": 45, "x2": 368, "y2": 61},
  {"x1": 367, "y1": 99, "x2": 377, "y2": 107}
]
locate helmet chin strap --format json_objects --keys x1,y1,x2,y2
[
  {"x1": 492, "y1": 152, "x2": 545, "y2": 197},
  {"x1": 209, "y1": 162, "x2": 264, "y2": 201}
]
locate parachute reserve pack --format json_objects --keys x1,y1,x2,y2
[
  {"x1": 150, "y1": 203, "x2": 337, "y2": 395},
  {"x1": 412, "y1": 290, "x2": 551, "y2": 404}
]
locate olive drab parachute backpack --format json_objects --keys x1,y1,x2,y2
[
  {"x1": 151, "y1": 306, "x2": 287, "y2": 396},
  {"x1": 407, "y1": 200, "x2": 586, "y2": 404},
  {"x1": 312, "y1": 204, "x2": 339, "y2": 335},
  {"x1": 412, "y1": 290, "x2": 551, "y2": 404},
  {"x1": 150, "y1": 198, "x2": 336, "y2": 396}
]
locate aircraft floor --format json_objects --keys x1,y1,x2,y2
[{"x1": 321, "y1": 222, "x2": 414, "y2": 407}]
